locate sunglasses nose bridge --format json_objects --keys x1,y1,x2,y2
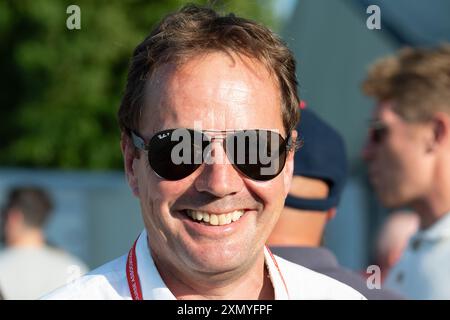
[
  {"x1": 203, "y1": 138, "x2": 233, "y2": 166},
  {"x1": 209, "y1": 136, "x2": 227, "y2": 145}
]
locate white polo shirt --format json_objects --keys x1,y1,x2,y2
[
  {"x1": 385, "y1": 212, "x2": 450, "y2": 299},
  {"x1": 42, "y1": 230, "x2": 366, "y2": 300},
  {"x1": 0, "y1": 245, "x2": 88, "y2": 300}
]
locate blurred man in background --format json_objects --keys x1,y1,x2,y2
[
  {"x1": 0, "y1": 186, "x2": 88, "y2": 299},
  {"x1": 268, "y1": 107, "x2": 402, "y2": 299},
  {"x1": 374, "y1": 210, "x2": 419, "y2": 283},
  {"x1": 362, "y1": 44, "x2": 450, "y2": 299}
]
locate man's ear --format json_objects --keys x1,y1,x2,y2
[
  {"x1": 423, "y1": 112, "x2": 450, "y2": 154},
  {"x1": 430, "y1": 112, "x2": 450, "y2": 147},
  {"x1": 121, "y1": 132, "x2": 140, "y2": 197},
  {"x1": 283, "y1": 129, "x2": 298, "y2": 197}
]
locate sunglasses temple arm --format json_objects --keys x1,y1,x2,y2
[
  {"x1": 131, "y1": 131, "x2": 148, "y2": 150},
  {"x1": 286, "y1": 134, "x2": 303, "y2": 152}
]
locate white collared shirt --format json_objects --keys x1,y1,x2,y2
[
  {"x1": 42, "y1": 230, "x2": 366, "y2": 300},
  {"x1": 385, "y1": 212, "x2": 450, "y2": 299}
]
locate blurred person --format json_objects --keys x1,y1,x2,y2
[
  {"x1": 44, "y1": 5, "x2": 365, "y2": 300},
  {"x1": 362, "y1": 44, "x2": 450, "y2": 299},
  {"x1": 268, "y1": 108, "x2": 403, "y2": 299},
  {"x1": 0, "y1": 186, "x2": 88, "y2": 299},
  {"x1": 374, "y1": 210, "x2": 419, "y2": 283}
]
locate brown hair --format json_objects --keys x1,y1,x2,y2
[
  {"x1": 2, "y1": 186, "x2": 53, "y2": 228},
  {"x1": 118, "y1": 4, "x2": 300, "y2": 136},
  {"x1": 362, "y1": 44, "x2": 450, "y2": 121}
]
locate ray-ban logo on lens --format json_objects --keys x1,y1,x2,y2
[{"x1": 158, "y1": 132, "x2": 170, "y2": 140}]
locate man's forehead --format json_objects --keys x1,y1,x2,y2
[
  {"x1": 373, "y1": 101, "x2": 400, "y2": 122},
  {"x1": 147, "y1": 52, "x2": 274, "y2": 87},
  {"x1": 140, "y1": 53, "x2": 283, "y2": 135}
]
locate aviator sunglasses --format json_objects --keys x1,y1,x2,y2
[{"x1": 131, "y1": 128, "x2": 298, "y2": 181}]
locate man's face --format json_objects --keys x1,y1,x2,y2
[
  {"x1": 362, "y1": 101, "x2": 434, "y2": 208},
  {"x1": 124, "y1": 52, "x2": 295, "y2": 276}
]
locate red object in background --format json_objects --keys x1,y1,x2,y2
[{"x1": 299, "y1": 100, "x2": 307, "y2": 109}]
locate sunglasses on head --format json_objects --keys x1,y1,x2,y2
[
  {"x1": 131, "y1": 128, "x2": 297, "y2": 181},
  {"x1": 368, "y1": 120, "x2": 389, "y2": 144}
]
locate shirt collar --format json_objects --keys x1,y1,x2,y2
[
  {"x1": 264, "y1": 246, "x2": 290, "y2": 299},
  {"x1": 135, "y1": 229, "x2": 176, "y2": 299},
  {"x1": 134, "y1": 229, "x2": 289, "y2": 300},
  {"x1": 412, "y1": 211, "x2": 450, "y2": 242}
]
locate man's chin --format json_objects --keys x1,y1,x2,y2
[
  {"x1": 184, "y1": 246, "x2": 252, "y2": 275},
  {"x1": 195, "y1": 262, "x2": 243, "y2": 276}
]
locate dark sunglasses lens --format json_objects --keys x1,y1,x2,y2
[
  {"x1": 148, "y1": 129, "x2": 204, "y2": 180},
  {"x1": 227, "y1": 130, "x2": 287, "y2": 181}
]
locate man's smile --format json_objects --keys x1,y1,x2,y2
[
  {"x1": 173, "y1": 207, "x2": 258, "y2": 238},
  {"x1": 184, "y1": 209, "x2": 246, "y2": 226}
]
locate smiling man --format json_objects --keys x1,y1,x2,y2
[{"x1": 44, "y1": 4, "x2": 365, "y2": 300}]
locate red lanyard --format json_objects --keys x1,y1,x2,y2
[
  {"x1": 126, "y1": 238, "x2": 143, "y2": 300},
  {"x1": 126, "y1": 238, "x2": 289, "y2": 300}
]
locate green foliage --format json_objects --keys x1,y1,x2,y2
[{"x1": 0, "y1": 0, "x2": 278, "y2": 169}]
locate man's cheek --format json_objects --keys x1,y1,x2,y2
[
  {"x1": 255, "y1": 187, "x2": 282, "y2": 215},
  {"x1": 157, "y1": 179, "x2": 190, "y2": 196}
]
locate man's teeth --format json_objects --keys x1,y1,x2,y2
[{"x1": 185, "y1": 209, "x2": 244, "y2": 226}]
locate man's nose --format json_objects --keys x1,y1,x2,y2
[{"x1": 194, "y1": 142, "x2": 244, "y2": 198}]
